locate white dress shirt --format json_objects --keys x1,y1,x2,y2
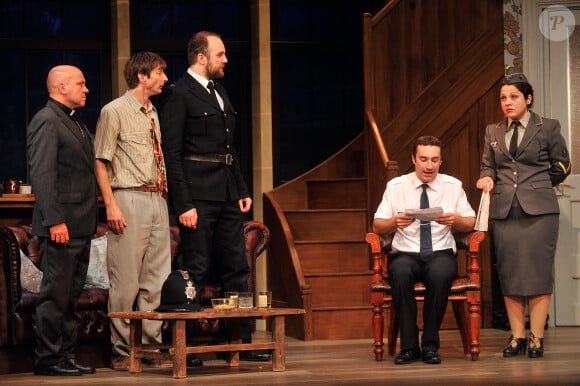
[{"x1": 374, "y1": 172, "x2": 475, "y2": 253}]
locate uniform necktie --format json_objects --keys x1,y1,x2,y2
[
  {"x1": 509, "y1": 120, "x2": 520, "y2": 158},
  {"x1": 143, "y1": 108, "x2": 167, "y2": 198},
  {"x1": 419, "y1": 183, "x2": 433, "y2": 258},
  {"x1": 207, "y1": 81, "x2": 222, "y2": 110}
]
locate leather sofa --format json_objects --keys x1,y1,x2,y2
[{"x1": 0, "y1": 220, "x2": 269, "y2": 373}]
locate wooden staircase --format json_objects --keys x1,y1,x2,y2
[
  {"x1": 291, "y1": 180, "x2": 370, "y2": 340},
  {"x1": 264, "y1": 140, "x2": 374, "y2": 340}
]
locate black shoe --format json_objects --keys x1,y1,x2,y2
[
  {"x1": 528, "y1": 332, "x2": 544, "y2": 358},
  {"x1": 34, "y1": 362, "x2": 82, "y2": 376},
  {"x1": 240, "y1": 351, "x2": 272, "y2": 362},
  {"x1": 186, "y1": 354, "x2": 203, "y2": 367},
  {"x1": 66, "y1": 358, "x2": 95, "y2": 374},
  {"x1": 394, "y1": 347, "x2": 421, "y2": 365},
  {"x1": 421, "y1": 348, "x2": 442, "y2": 364},
  {"x1": 503, "y1": 335, "x2": 527, "y2": 357}
]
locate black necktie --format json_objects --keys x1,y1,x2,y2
[
  {"x1": 419, "y1": 183, "x2": 433, "y2": 258},
  {"x1": 509, "y1": 120, "x2": 519, "y2": 158},
  {"x1": 207, "y1": 81, "x2": 221, "y2": 109}
]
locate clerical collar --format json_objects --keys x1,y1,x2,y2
[{"x1": 49, "y1": 97, "x2": 74, "y2": 116}]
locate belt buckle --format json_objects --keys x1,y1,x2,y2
[{"x1": 224, "y1": 154, "x2": 233, "y2": 165}]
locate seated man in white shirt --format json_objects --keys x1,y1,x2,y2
[{"x1": 372, "y1": 136, "x2": 476, "y2": 365}]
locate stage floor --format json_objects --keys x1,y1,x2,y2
[{"x1": 1, "y1": 327, "x2": 579, "y2": 385}]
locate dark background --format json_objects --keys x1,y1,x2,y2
[{"x1": 0, "y1": 0, "x2": 385, "y2": 192}]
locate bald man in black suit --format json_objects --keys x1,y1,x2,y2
[{"x1": 27, "y1": 65, "x2": 98, "y2": 376}]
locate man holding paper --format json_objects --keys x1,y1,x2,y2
[{"x1": 372, "y1": 136, "x2": 476, "y2": 365}]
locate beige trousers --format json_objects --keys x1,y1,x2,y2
[{"x1": 107, "y1": 190, "x2": 171, "y2": 356}]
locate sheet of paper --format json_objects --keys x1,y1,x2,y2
[
  {"x1": 474, "y1": 190, "x2": 490, "y2": 231},
  {"x1": 405, "y1": 207, "x2": 443, "y2": 221}
]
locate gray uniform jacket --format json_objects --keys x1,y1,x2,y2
[{"x1": 480, "y1": 111, "x2": 571, "y2": 220}]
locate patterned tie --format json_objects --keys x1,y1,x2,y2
[
  {"x1": 419, "y1": 183, "x2": 433, "y2": 258},
  {"x1": 143, "y1": 108, "x2": 167, "y2": 198},
  {"x1": 509, "y1": 120, "x2": 519, "y2": 158}
]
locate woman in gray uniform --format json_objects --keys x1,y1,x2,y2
[{"x1": 476, "y1": 69, "x2": 571, "y2": 358}]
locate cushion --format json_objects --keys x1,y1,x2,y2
[
  {"x1": 84, "y1": 235, "x2": 109, "y2": 289},
  {"x1": 20, "y1": 249, "x2": 42, "y2": 293}
]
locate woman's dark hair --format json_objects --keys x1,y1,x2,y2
[{"x1": 502, "y1": 79, "x2": 534, "y2": 109}]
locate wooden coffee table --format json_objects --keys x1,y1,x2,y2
[{"x1": 108, "y1": 307, "x2": 305, "y2": 378}]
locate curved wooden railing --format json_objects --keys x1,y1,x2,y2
[
  {"x1": 366, "y1": 110, "x2": 389, "y2": 166},
  {"x1": 263, "y1": 191, "x2": 313, "y2": 340}
]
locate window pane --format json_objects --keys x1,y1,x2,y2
[
  {"x1": 0, "y1": 1, "x2": 24, "y2": 36},
  {"x1": 62, "y1": 1, "x2": 109, "y2": 38},
  {"x1": 0, "y1": 54, "x2": 27, "y2": 182},
  {"x1": 25, "y1": 0, "x2": 61, "y2": 37}
]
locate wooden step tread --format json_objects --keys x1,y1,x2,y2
[
  {"x1": 311, "y1": 305, "x2": 371, "y2": 312},
  {"x1": 284, "y1": 208, "x2": 366, "y2": 214},
  {"x1": 306, "y1": 177, "x2": 366, "y2": 183},
  {"x1": 294, "y1": 239, "x2": 366, "y2": 245},
  {"x1": 304, "y1": 271, "x2": 372, "y2": 278}
]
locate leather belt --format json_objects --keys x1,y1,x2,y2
[
  {"x1": 184, "y1": 153, "x2": 233, "y2": 165},
  {"x1": 114, "y1": 186, "x2": 161, "y2": 192}
]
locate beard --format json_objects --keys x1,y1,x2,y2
[{"x1": 207, "y1": 65, "x2": 224, "y2": 80}]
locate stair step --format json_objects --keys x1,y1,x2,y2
[
  {"x1": 307, "y1": 304, "x2": 460, "y2": 340},
  {"x1": 307, "y1": 178, "x2": 366, "y2": 209},
  {"x1": 295, "y1": 241, "x2": 370, "y2": 274},
  {"x1": 310, "y1": 307, "x2": 375, "y2": 340},
  {"x1": 305, "y1": 273, "x2": 372, "y2": 307},
  {"x1": 285, "y1": 209, "x2": 367, "y2": 241}
]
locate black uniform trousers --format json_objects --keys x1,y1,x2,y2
[
  {"x1": 388, "y1": 249, "x2": 457, "y2": 350},
  {"x1": 35, "y1": 236, "x2": 91, "y2": 367},
  {"x1": 179, "y1": 199, "x2": 251, "y2": 342}
]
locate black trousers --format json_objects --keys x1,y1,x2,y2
[
  {"x1": 179, "y1": 199, "x2": 250, "y2": 297},
  {"x1": 388, "y1": 249, "x2": 456, "y2": 350},
  {"x1": 34, "y1": 236, "x2": 91, "y2": 367},
  {"x1": 179, "y1": 199, "x2": 251, "y2": 343}
]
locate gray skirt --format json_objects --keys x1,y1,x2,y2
[{"x1": 491, "y1": 197, "x2": 559, "y2": 297}]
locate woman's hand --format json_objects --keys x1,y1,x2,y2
[{"x1": 476, "y1": 176, "x2": 494, "y2": 192}]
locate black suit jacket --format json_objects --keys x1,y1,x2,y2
[
  {"x1": 159, "y1": 72, "x2": 249, "y2": 216},
  {"x1": 480, "y1": 111, "x2": 571, "y2": 219},
  {"x1": 27, "y1": 99, "x2": 98, "y2": 237}
]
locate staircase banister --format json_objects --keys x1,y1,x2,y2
[
  {"x1": 365, "y1": 109, "x2": 390, "y2": 166},
  {"x1": 263, "y1": 191, "x2": 312, "y2": 295},
  {"x1": 364, "y1": 0, "x2": 402, "y2": 27}
]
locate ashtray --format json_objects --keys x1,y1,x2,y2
[{"x1": 211, "y1": 298, "x2": 235, "y2": 311}]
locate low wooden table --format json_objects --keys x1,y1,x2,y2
[{"x1": 108, "y1": 307, "x2": 305, "y2": 378}]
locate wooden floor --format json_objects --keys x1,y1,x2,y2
[{"x1": 2, "y1": 327, "x2": 580, "y2": 385}]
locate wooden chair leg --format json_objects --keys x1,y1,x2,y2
[
  {"x1": 371, "y1": 293, "x2": 385, "y2": 361},
  {"x1": 467, "y1": 291, "x2": 481, "y2": 361},
  {"x1": 451, "y1": 300, "x2": 470, "y2": 355}
]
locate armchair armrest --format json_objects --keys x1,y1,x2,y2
[
  {"x1": 453, "y1": 230, "x2": 485, "y2": 253},
  {"x1": 365, "y1": 232, "x2": 392, "y2": 283}
]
